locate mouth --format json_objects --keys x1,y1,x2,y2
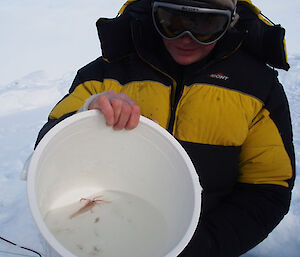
[{"x1": 175, "y1": 46, "x2": 198, "y2": 54}]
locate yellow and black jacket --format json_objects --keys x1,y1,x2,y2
[{"x1": 35, "y1": 0, "x2": 295, "y2": 256}]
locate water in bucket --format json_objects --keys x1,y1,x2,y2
[{"x1": 44, "y1": 190, "x2": 168, "y2": 257}]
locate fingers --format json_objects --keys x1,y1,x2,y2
[
  {"x1": 111, "y1": 98, "x2": 131, "y2": 130},
  {"x1": 89, "y1": 93, "x2": 115, "y2": 126},
  {"x1": 113, "y1": 93, "x2": 140, "y2": 130},
  {"x1": 126, "y1": 105, "x2": 140, "y2": 129},
  {"x1": 88, "y1": 91, "x2": 140, "y2": 130}
]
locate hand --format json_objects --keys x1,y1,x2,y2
[{"x1": 88, "y1": 90, "x2": 140, "y2": 130}]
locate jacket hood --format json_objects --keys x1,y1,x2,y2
[
  {"x1": 96, "y1": 0, "x2": 242, "y2": 65},
  {"x1": 97, "y1": 0, "x2": 289, "y2": 70},
  {"x1": 154, "y1": 0, "x2": 237, "y2": 11}
]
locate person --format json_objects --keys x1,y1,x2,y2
[{"x1": 35, "y1": 0, "x2": 295, "y2": 256}]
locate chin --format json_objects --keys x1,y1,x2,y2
[{"x1": 173, "y1": 56, "x2": 198, "y2": 65}]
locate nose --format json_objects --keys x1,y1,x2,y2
[{"x1": 179, "y1": 33, "x2": 195, "y2": 44}]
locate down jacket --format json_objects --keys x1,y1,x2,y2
[{"x1": 35, "y1": 0, "x2": 295, "y2": 256}]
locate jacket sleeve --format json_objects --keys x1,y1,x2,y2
[{"x1": 180, "y1": 78, "x2": 295, "y2": 257}]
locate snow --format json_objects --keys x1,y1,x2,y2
[{"x1": 0, "y1": 0, "x2": 299, "y2": 257}]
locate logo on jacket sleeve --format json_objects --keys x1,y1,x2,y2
[{"x1": 209, "y1": 72, "x2": 229, "y2": 80}]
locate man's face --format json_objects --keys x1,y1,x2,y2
[{"x1": 163, "y1": 34, "x2": 216, "y2": 65}]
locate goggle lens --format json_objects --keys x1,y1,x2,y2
[{"x1": 153, "y1": 2, "x2": 232, "y2": 44}]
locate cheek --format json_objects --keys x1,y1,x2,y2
[
  {"x1": 163, "y1": 39, "x2": 181, "y2": 58},
  {"x1": 163, "y1": 39, "x2": 173, "y2": 52}
]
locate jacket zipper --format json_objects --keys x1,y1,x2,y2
[
  {"x1": 135, "y1": 51, "x2": 179, "y2": 133},
  {"x1": 167, "y1": 83, "x2": 184, "y2": 134}
]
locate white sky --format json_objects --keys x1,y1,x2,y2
[{"x1": 0, "y1": 0, "x2": 299, "y2": 86}]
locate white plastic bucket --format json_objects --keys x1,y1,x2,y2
[{"x1": 27, "y1": 110, "x2": 201, "y2": 257}]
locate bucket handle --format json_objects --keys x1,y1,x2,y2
[{"x1": 21, "y1": 152, "x2": 33, "y2": 181}]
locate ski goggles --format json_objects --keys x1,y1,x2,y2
[{"x1": 152, "y1": 1, "x2": 234, "y2": 45}]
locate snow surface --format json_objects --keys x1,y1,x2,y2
[{"x1": 0, "y1": 0, "x2": 300, "y2": 256}]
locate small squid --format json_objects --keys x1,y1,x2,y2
[{"x1": 69, "y1": 196, "x2": 110, "y2": 219}]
